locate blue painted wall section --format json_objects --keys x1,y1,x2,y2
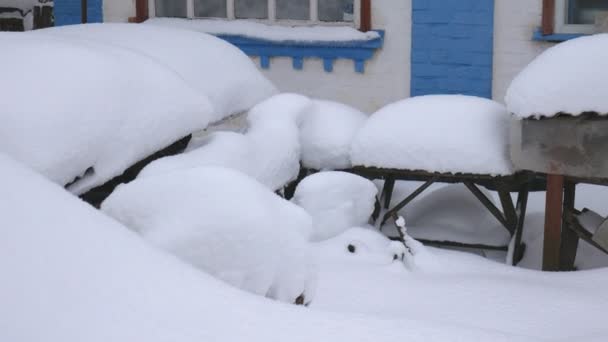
[
  {"x1": 54, "y1": 0, "x2": 103, "y2": 26},
  {"x1": 218, "y1": 30, "x2": 384, "y2": 73},
  {"x1": 411, "y1": 0, "x2": 494, "y2": 98}
]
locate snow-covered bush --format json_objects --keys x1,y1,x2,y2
[
  {"x1": 351, "y1": 95, "x2": 513, "y2": 175},
  {"x1": 299, "y1": 100, "x2": 368, "y2": 170},
  {"x1": 36, "y1": 23, "x2": 277, "y2": 121},
  {"x1": 102, "y1": 166, "x2": 316, "y2": 304},
  {"x1": 292, "y1": 171, "x2": 378, "y2": 241},
  {"x1": 140, "y1": 93, "x2": 314, "y2": 191},
  {"x1": 0, "y1": 33, "x2": 212, "y2": 193}
]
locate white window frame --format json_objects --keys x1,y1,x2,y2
[
  {"x1": 149, "y1": 0, "x2": 360, "y2": 27},
  {"x1": 554, "y1": 0, "x2": 601, "y2": 34}
]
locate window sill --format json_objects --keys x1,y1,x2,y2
[
  {"x1": 532, "y1": 27, "x2": 585, "y2": 42},
  {"x1": 216, "y1": 30, "x2": 384, "y2": 73}
]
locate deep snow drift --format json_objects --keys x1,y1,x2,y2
[
  {"x1": 102, "y1": 166, "x2": 315, "y2": 304},
  {"x1": 0, "y1": 32, "x2": 212, "y2": 193},
  {"x1": 506, "y1": 34, "x2": 608, "y2": 118},
  {"x1": 36, "y1": 23, "x2": 277, "y2": 121},
  {"x1": 351, "y1": 95, "x2": 514, "y2": 175},
  {"x1": 292, "y1": 171, "x2": 378, "y2": 241},
  {"x1": 141, "y1": 94, "x2": 313, "y2": 191},
  {"x1": 0, "y1": 154, "x2": 530, "y2": 342}
]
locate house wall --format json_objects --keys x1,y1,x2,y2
[
  {"x1": 55, "y1": 0, "x2": 103, "y2": 25},
  {"x1": 258, "y1": 0, "x2": 412, "y2": 113},
  {"x1": 103, "y1": 0, "x2": 135, "y2": 22},
  {"x1": 411, "y1": 0, "x2": 495, "y2": 98},
  {"x1": 492, "y1": 0, "x2": 552, "y2": 103}
]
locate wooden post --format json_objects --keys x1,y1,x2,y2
[
  {"x1": 360, "y1": 0, "x2": 371, "y2": 32},
  {"x1": 543, "y1": 174, "x2": 564, "y2": 271},
  {"x1": 542, "y1": 0, "x2": 555, "y2": 35},
  {"x1": 81, "y1": 0, "x2": 88, "y2": 23},
  {"x1": 560, "y1": 180, "x2": 578, "y2": 270},
  {"x1": 135, "y1": 0, "x2": 149, "y2": 23}
]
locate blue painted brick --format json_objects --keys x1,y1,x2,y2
[{"x1": 411, "y1": 0, "x2": 494, "y2": 98}]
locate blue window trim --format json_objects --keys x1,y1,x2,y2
[
  {"x1": 216, "y1": 30, "x2": 384, "y2": 73},
  {"x1": 532, "y1": 27, "x2": 585, "y2": 42}
]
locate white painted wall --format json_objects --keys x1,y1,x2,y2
[
  {"x1": 258, "y1": 0, "x2": 412, "y2": 113},
  {"x1": 103, "y1": 0, "x2": 135, "y2": 22},
  {"x1": 492, "y1": 0, "x2": 552, "y2": 103}
]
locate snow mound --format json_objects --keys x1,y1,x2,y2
[
  {"x1": 146, "y1": 17, "x2": 380, "y2": 42},
  {"x1": 0, "y1": 153, "x2": 549, "y2": 341},
  {"x1": 506, "y1": 34, "x2": 608, "y2": 118},
  {"x1": 102, "y1": 166, "x2": 316, "y2": 304},
  {"x1": 300, "y1": 100, "x2": 368, "y2": 170},
  {"x1": 37, "y1": 23, "x2": 277, "y2": 121},
  {"x1": 292, "y1": 171, "x2": 378, "y2": 241},
  {"x1": 140, "y1": 93, "x2": 313, "y2": 191},
  {"x1": 0, "y1": 33, "x2": 212, "y2": 193},
  {"x1": 351, "y1": 95, "x2": 514, "y2": 175},
  {"x1": 313, "y1": 227, "x2": 408, "y2": 267},
  {"x1": 399, "y1": 184, "x2": 511, "y2": 247}
]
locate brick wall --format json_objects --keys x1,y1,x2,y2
[
  {"x1": 411, "y1": 0, "x2": 494, "y2": 98},
  {"x1": 55, "y1": 0, "x2": 103, "y2": 26}
]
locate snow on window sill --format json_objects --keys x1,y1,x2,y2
[
  {"x1": 532, "y1": 27, "x2": 585, "y2": 42},
  {"x1": 217, "y1": 30, "x2": 384, "y2": 73},
  {"x1": 144, "y1": 18, "x2": 384, "y2": 73}
]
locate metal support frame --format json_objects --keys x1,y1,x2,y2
[
  {"x1": 559, "y1": 180, "x2": 578, "y2": 270},
  {"x1": 543, "y1": 174, "x2": 564, "y2": 271}
]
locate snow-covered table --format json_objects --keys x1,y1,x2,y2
[
  {"x1": 345, "y1": 95, "x2": 545, "y2": 264},
  {"x1": 506, "y1": 34, "x2": 608, "y2": 271}
]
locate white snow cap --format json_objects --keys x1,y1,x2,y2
[
  {"x1": 146, "y1": 17, "x2": 380, "y2": 42},
  {"x1": 102, "y1": 166, "x2": 316, "y2": 304},
  {"x1": 292, "y1": 171, "x2": 378, "y2": 241},
  {"x1": 300, "y1": 100, "x2": 368, "y2": 170},
  {"x1": 36, "y1": 23, "x2": 277, "y2": 121},
  {"x1": 506, "y1": 34, "x2": 608, "y2": 118},
  {"x1": 140, "y1": 93, "x2": 313, "y2": 191},
  {"x1": 351, "y1": 95, "x2": 514, "y2": 175},
  {"x1": 0, "y1": 33, "x2": 212, "y2": 193}
]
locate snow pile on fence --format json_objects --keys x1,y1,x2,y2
[
  {"x1": 351, "y1": 95, "x2": 514, "y2": 175},
  {"x1": 506, "y1": 34, "x2": 608, "y2": 118},
  {"x1": 102, "y1": 166, "x2": 316, "y2": 304},
  {"x1": 300, "y1": 100, "x2": 367, "y2": 170},
  {"x1": 140, "y1": 93, "x2": 312, "y2": 191},
  {"x1": 292, "y1": 172, "x2": 378, "y2": 241},
  {"x1": 0, "y1": 33, "x2": 213, "y2": 193},
  {"x1": 3, "y1": 154, "x2": 535, "y2": 342},
  {"x1": 38, "y1": 23, "x2": 277, "y2": 121},
  {"x1": 146, "y1": 17, "x2": 380, "y2": 42}
]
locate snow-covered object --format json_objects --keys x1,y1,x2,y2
[
  {"x1": 0, "y1": 156, "x2": 560, "y2": 342},
  {"x1": 313, "y1": 227, "x2": 408, "y2": 267},
  {"x1": 393, "y1": 184, "x2": 511, "y2": 247},
  {"x1": 37, "y1": 23, "x2": 277, "y2": 121},
  {"x1": 351, "y1": 95, "x2": 514, "y2": 175},
  {"x1": 141, "y1": 93, "x2": 313, "y2": 191},
  {"x1": 146, "y1": 17, "x2": 380, "y2": 42},
  {"x1": 300, "y1": 100, "x2": 368, "y2": 170},
  {"x1": 506, "y1": 34, "x2": 608, "y2": 118},
  {"x1": 102, "y1": 166, "x2": 316, "y2": 304},
  {"x1": 292, "y1": 171, "x2": 378, "y2": 241},
  {"x1": 0, "y1": 33, "x2": 212, "y2": 193},
  {"x1": 2, "y1": 0, "x2": 40, "y2": 9}
]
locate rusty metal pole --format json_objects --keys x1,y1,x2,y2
[
  {"x1": 360, "y1": 0, "x2": 371, "y2": 32},
  {"x1": 543, "y1": 174, "x2": 564, "y2": 271},
  {"x1": 81, "y1": 0, "x2": 88, "y2": 23}
]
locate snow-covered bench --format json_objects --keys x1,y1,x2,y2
[{"x1": 347, "y1": 95, "x2": 543, "y2": 264}]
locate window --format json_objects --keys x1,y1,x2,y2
[
  {"x1": 152, "y1": 0, "x2": 359, "y2": 25},
  {"x1": 555, "y1": 0, "x2": 608, "y2": 34}
]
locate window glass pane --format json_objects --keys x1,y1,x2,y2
[
  {"x1": 194, "y1": 0, "x2": 227, "y2": 18},
  {"x1": 155, "y1": 0, "x2": 187, "y2": 17},
  {"x1": 568, "y1": 0, "x2": 608, "y2": 24},
  {"x1": 235, "y1": 0, "x2": 268, "y2": 19},
  {"x1": 319, "y1": 0, "x2": 354, "y2": 22},
  {"x1": 276, "y1": 0, "x2": 310, "y2": 20}
]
